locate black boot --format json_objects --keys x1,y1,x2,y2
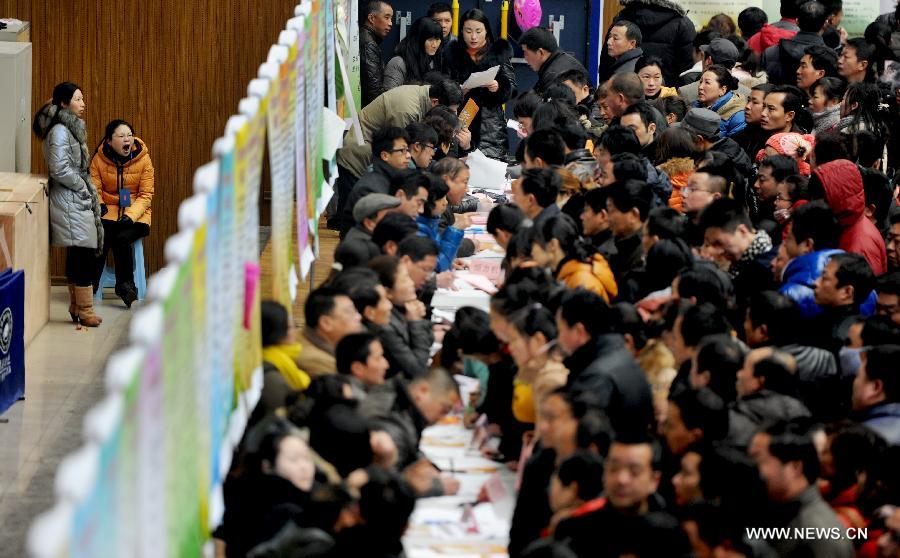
[{"x1": 115, "y1": 282, "x2": 138, "y2": 309}]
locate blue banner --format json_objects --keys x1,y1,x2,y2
[{"x1": 0, "y1": 269, "x2": 25, "y2": 414}]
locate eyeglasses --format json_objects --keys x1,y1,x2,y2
[
  {"x1": 682, "y1": 187, "x2": 712, "y2": 195},
  {"x1": 389, "y1": 147, "x2": 410, "y2": 154}
]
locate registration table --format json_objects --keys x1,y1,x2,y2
[{"x1": 403, "y1": 418, "x2": 516, "y2": 558}]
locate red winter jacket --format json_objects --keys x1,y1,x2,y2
[
  {"x1": 812, "y1": 160, "x2": 888, "y2": 275},
  {"x1": 748, "y1": 21, "x2": 799, "y2": 53}
]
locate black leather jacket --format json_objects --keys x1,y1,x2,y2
[{"x1": 361, "y1": 25, "x2": 386, "y2": 106}]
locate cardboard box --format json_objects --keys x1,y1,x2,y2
[
  {"x1": 0, "y1": 20, "x2": 30, "y2": 42},
  {"x1": 0, "y1": 173, "x2": 49, "y2": 345}
]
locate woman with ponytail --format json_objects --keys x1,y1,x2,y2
[
  {"x1": 529, "y1": 214, "x2": 618, "y2": 302},
  {"x1": 32, "y1": 82, "x2": 104, "y2": 327}
]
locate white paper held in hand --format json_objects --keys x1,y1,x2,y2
[
  {"x1": 462, "y1": 65, "x2": 500, "y2": 90},
  {"x1": 465, "y1": 149, "x2": 507, "y2": 192}
]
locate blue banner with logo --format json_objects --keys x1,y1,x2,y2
[{"x1": 0, "y1": 269, "x2": 25, "y2": 414}]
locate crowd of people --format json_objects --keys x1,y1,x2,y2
[{"x1": 211, "y1": 1, "x2": 900, "y2": 557}]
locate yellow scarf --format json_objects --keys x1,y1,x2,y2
[{"x1": 262, "y1": 343, "x2": 311, "y2": 391}]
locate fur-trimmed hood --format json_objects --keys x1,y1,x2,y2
[
  {"x1": 450, "y1": 37, "x2": 514, "y2": 64},
  {"x1": 619, "y1": 0, "x2": 688, "y2": 17},
  {"x1": 35, "y1": 103, "x2": 89, "y2": 171}
]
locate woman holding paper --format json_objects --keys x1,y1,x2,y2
[
  {"x1": 90, "y1": 119, "x2": 154, "y2": 308},
  {"x1": 446, "y1": 9, "x2": 517, "y2": 160},
  {"x1": 32, "y1": 82, "x2": 104, "y2": 327},
  {"x1": 383, "y1": 17, "x2": 444, "y2": 90}
]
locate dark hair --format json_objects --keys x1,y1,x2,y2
[
  {"x1": 431, "y1": 155, "x2": 467, "y2": 180},
  {"x1": 694, "y1": 28, "x2": 722, "y2": 51},
  {"x1": 305, "y1": 286, "x2": 345, "y2": 329},
  {"x1": 677, "y1": 264, "x2": 734, "y2": 309},
  {"x1": 608, "y1": 73, "x2": 645, "y2": 105},
  {"x1": 582, "y1": 187, "x2": 610, "y2": 215},
  {"x1": 698, "y1": 197, "x2": 752, "y2": 234},
  {"x1": 487, "y1": 204, "x2": 525, "y2": 236},
  {"x1": 504, "y1": 226, "x2": 535, "y2": 271},
  {"x1": 358, "y1": 470, "x2": 417, "y2": 539},
  {"x1": 597, "y1": 125, "x2": 641, "y2": 155},
  {"x1": 395, "y1": 18, "x2": 444, "y2": 83},
  {"x1": 451, "y1": 306, "x2": 500, "y2": 355},
  {"x1": 843, "y1": 82, "x2": 888, "y2": 138},
  {"x1": 427, "y1": 2, "x2": 452, "y2": 16},
  {"x1": 424, "y1": 105, "x2": 459, "y2": 146},
  {"x1": 557, "y1": 120, "x2": 589, "y2": 151},
  {"x1": 798, "y1": 1, "x2": 827, "y2": 32},
  {"x1": 406, "y1": 121, "x2": 439, "y2": 150},
  {"x1": 606, "y1": 179, "x2": 653, "y2": 221},
  {"x1": 680, "y1": 302, "x2": 732, "y2": 347},
  {"x1": 325, "y1": 267, "x2": 381, "y2": 313},
  {"x1": 421, "y1": 172, "x2": 449, "y2": 216},
  {"x1": 559, "y1": 67, "x2": 591, "y2": 88},
  {"x1": 556, "y1": 451, "x2": 605, "y2": 500},
  {"x1": 621, "y1": 101, "x2": 657, "y2": 130},
  {"x1": 647, "y1": 207, "x2": 687, "y2": 239},
  {"x1": 520, "y1": 167, "x2": 561, "y2": 208},
  {"x1": 864, "y1": 345, "x2": 900, "y2": 402},
  {"x1": 509, "y1": 304, "x2": 558, "y2": 343},
  {"x1": 611, "y1": 153, "x2": 648, "y2": 183},
  {"x1": 102, "y1": 119, "x2": 134, "y2": 142},
  {"x1": 634, "y1": 54, "x2": 665, "y2": 76},
  {"x1": 513, "y1": 90, "x2": 542, "y2": 119},
  {"x1": 830, "y1": 253, "x2": 875, "y2": 307},
  {"x1": 702, "y1": 64, "x2": 739, "y2": 92},
  {"x1": 789, "y1": 200, "x2": 839, "y2": 249},
  {"x1": 654, "y1": 127, "x2": 700, "y2": 162},
  {"x1": 368, "y1": 254, "x2": 403, "y2": 290},
  {"x1": 645, "y1": 238, "x2": 694, "y2": 292},
  {"x1": 759, "y1": 155, "x2": 800, "y2": 181},
  {"x1": 876, "y1": 271, "x2": 900, "y2": 296},
  {"x1": 655, "y1": 96, "x2": 688, "y2": 124},
  {"x1": 669, "y1": 387, "x2": 729, "y2": 445},
  {"x1": 810, "y1": 76, "x2": 845, "y2": 103},
  {"x1": 765, "y1": 420, "x2": 820, "y2": 485},
  {"x1": 747, "y1": 291, "x2": 798, "y2": 346},
  {"x1": 372, "y1": 213, "x2": 418, "y2": 250},
  {"x1": 784, "y1": 175, "x2": 810, "y2": 204},
  {"x1": 738, "y1": 7, "x2": 768, "y2": 38},
  {"x1": 804, "y1": 45, "x2": 838, "y2": 77},
  {"x1": 261, "y1": 300, "x2": 290, "y2": 346},
  {"x1": 819, "y1": 0, "x2": 843, "y2": 16},
  {"x1": 753, "y1": 353, "x2": 798, "y2": 397},
  {"x1": 398, "y1": 235, "x2": 439, "y2": 262},
  {"x1": 429, "y1": 79, "x2": 465, "y2": 108},
  {"x1": 864, "y1": 21, "x2": 898, "y2": 76},
  {"x1": 812, "y1": 131, "x2": 852, "y2": 165},
  {"x1": 612, "y1": 20, "x2": 643, "y2": 46},
  {"x1": 532, "y1": 99, "x2": 579, "y2": 135},
  {"x1": 780, "y1": 0, "x2": 807, "y2": 19},
  {"x1": 696, "y1": 334, "x2": 744, "y2": 402},
  {"x1": 336, "y1": 332, "x2": 379, "y2": 376},
  {"x1": 558, "y1": 288, "x2": 614, "y2": 337},
  {"x1": 525, "y1": 129, "x2": 566, "y2": 166},
  {"x1": 541, "y1": 84, "x2": 577, "y2": 107},
  {"x1": 612, "y1": 302, "x2": 648, "y2": 350},
  {"x1": 826, "y1": 421, "x2": 887, "y2": 494},
  {"x1": 364, "y1": 0, "x2": 391, "y2": 19},
  {"x1": 460, "y1": 9, "x2": 495, "y2": 56},
  {"x1": 862, "y1": 315, "x2": 900, "y2": 346},
  {"x1": 843, "y1": 38, "x2": 878, "y2": 81},
  {"x1": 860, "y1": 167, "x2": 893, "y2": 230},
  {"x1": 854, "y1": 131, "x2": 887, "y2": 169},
  {"x1": 520, "y1": 26, "x2": 559, "y2": 54},
  {"x1": 752, "y1": 82, "x2": 776, "y2": 96},
  {"x1": 373, "y1": 126, "x2": 410, "y2": 158},
  {"x1": 768, "y1": 85, "x2": 813, "y2": 133},
  {"x1": 532, "y1": 213, "x2": 596, "y2": 263},
  {"x1": 33, "y1": 82, "x2": 83, "y2": 139}
]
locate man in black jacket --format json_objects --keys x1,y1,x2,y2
[
  {"x1": 360, "y1": 1, "x2": 394, "y2": 107},
  {"x1": 680, "y1": 108, "x2": 753, "y2": 188},
  {"x1": 762, "y1": 0, "x2": 829, "y2": 85},
  {"x1": 602, "y1": 0, "x2": 696, "y2": 85},
  {"x1": 520, "y1": 27, "x2": 588, "y2": 97},
  {"x1": 556, "y1": 288, "x2": 653, "y2": 435}
]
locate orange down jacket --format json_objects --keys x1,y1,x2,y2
[
  {"x1": 557, "y1": 253, "x2": 618, "y2": 302},
  {"x1": 90, "y1": 138, "x2": 154, "y2": 226}
]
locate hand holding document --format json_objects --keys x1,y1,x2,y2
[{"x1": 461, "y1": 65, "x2": 500, "y2": 90}]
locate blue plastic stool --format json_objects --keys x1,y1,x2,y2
[{"x1": 94, "y1": 238, "x2": 147, "y2": 303}]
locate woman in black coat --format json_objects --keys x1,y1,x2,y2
[{"x1": 445, "y1": 9, "x2": 517, "y2": 160}]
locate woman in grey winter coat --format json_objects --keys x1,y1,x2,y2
[{"x1": 32, "y1": 82, "x2": 104, "y2": 327}]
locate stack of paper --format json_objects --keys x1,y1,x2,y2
[{"x1": 466, "y1": 150, "x2": 507, "y2": 192}]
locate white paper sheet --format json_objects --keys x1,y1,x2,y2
[
  {"x1": 321, "y1": 107, "x2": 346, "y2": 160},
  {"x1": 465, "y1": 149, "x2": 507, "y2": 192},
  {"x1": 461, "y1": 65, "x2": 499, "y2": 90}
]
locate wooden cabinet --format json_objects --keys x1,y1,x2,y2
[{"x1": 0, "y1": 173, "x2": 49, "y2": 346}]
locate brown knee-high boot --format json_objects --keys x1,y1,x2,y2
[{"x1": 74, "y1": 286, "x2": 102, "y2": 327}]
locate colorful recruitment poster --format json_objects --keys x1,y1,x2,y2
[
  {"x1": 267, "y1": 53, "x2": 297, "y2": 309},
  {"x1": 294, "y1": 24, "x2": 312, "y2": 279},
  {"x1": 326, "y1": 0, "x2": 337, "y2": 111},
  {"x1": 216, "y1": 137, "x2": 241, "y2": 403},
  {"x1": 137, "y1": 317, "x2": 166, "y2": 558}
]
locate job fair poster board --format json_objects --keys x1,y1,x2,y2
[{"x1": 26, "y1": 0, "x2": 342, "y2": 555}]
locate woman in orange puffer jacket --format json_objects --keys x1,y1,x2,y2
[
  {"x1": 90, "y1": 119, "x2": 154, "y2": 308},
  {"x1": 529, "y1": 213, "x2": 618, "y2": 302},
  {"x1": 655, "y1": 127, "x2": 701, "y2": 213}
]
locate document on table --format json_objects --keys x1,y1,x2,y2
[
  {"x1": 462, "y1": 65, "x2": 500, "y2": 90},
  {"x1": 466, "y1": 149, "x2": 507, "y2": 192}
]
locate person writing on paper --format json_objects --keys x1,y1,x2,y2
[
  {"x1": 446, "y1": 9, "x2": 517, "y2": 159},
  {"x1": 383, "y1": 18, "x2": 444, "y2": 91},
  {"x1": 416, "y1": 173, "x2": 468, "y2": 272},
  {"x1": 32, "y1": 82, "x2": 104, "y2": 328},
  {"x1": 360, "y1": 0, "x2": 394, "y2": 106},
  {"x1": 89, "y1": 119, "x2": 154, "y2": 308}
]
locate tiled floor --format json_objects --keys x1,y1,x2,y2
[{"x1": 0, "y1": 287, "x2": 133, "y2": 556}]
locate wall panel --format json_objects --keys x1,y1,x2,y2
[{"x1": 0, "y1": 0, "x2": 296, "y2": 278}]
